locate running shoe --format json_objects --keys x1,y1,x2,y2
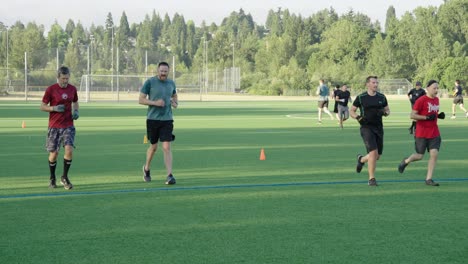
[
  {"x1": 166, "y1": 174, "x2": 176, "y2": 185},
  {"x1": 60, "y1": 176, "x2": 73, "y2": 190},
  {"x1": 425, "y1": 179, "x2": 439, "y2": 186},
  {"x1": 356, "y1": 154, "x2": 364, "y2": 173},
  {"x1": 143, "y1": 165, "x2": 151, "y2": 182},
  {"x1": 398, "y1": 158, "x2": 408, "y2": 173},
  {"x1": 368, "y1": 178, "x2": 378, "y2": 186},
  {"x1": 49, "y1": 178, "x2": 57, "y2": 189}
]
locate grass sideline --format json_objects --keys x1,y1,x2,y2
[{"x1": 1, "y1": 99, "x2": 468, "y2": 264}]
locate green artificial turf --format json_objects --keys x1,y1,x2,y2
[{"x1": 1, "y1": 99, "x2": 467, "y2": 264}]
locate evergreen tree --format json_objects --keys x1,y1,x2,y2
[
  {"x1": 385, "y1": 6, "x2": 397, "y2": 33},
  {"x1": 47, "y1": 22, "x2": 68, "y2": 49}
]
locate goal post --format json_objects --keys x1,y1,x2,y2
[
  {"x1": 79, "y1": 74, "x2": 151, "y2": 102},
  {"x1": 378, "y1": 79, "x2": 412, "y2": 95},
  {"x1": 79, "y1": 68, "x2": 240, "y2": 102}
]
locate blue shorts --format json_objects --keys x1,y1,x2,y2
[{"x1": 46, "y1": 127, "x2": 76, "y2": 152}]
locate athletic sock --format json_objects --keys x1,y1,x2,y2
[
  {"x1": 63, "y1": 159, "x2": 72, "y2": 178},
  {"x1": 49, "y1": 160, "x2": 57, "y2": 179}
]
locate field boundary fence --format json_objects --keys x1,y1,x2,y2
[{"x1": 78, "y1": 67, "x2": 240, "y2": 102}]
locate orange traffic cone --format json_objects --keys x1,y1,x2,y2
[
  {"x1": 259, "y1": 148, "x2": 266, "y2": 160},
  {"x1": 143, "y1": 135, "x2": 148, "y2": 144},
  {"x1": 21, "y1": 121, "x2": 26, "y2": 128}
]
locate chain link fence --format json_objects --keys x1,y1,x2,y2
[
  {"x1": 78, "y1": 67, "x2": 240, "y2": 102},
  {"x1": 0, "y1": 47, "x2": 241, "y2": 101}
]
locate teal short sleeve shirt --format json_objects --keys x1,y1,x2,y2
[{"x1": 141, "y1": 77, "x2": 177, "y2": 120}]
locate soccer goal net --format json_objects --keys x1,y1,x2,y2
[
  {"x1": 79, "y1": 74, "x2": 149, "y2": 102},
  {"x1": 79, "y1": 67, "x2": 240, "y2": 102},
  {"x1": 378, "y1": 79, "x2": 412, "y2": 95}
]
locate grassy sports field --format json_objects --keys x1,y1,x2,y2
[{"x1": 1, "y1": 98, "x2": 467, "y2": 264}]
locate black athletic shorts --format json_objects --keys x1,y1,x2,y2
[
  {"x1": 415, "y1": 136, "x2": 441, "y2": 154},
  {"x1": 318, "y1": 100, "x2": 329, "y2": 108},
  {"x1": 453, "y1": 96, "x2": 464, "y2": 104},
  {"x1": 360, "y1": 126, "x2": 384, "y2": 155},
  {"x1": 146, "y1": 120, "x2": 174, "y2": 144}
]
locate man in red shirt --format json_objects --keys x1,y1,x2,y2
[
  {"x1": 40, "y1": 66, "x2": 79, "y2": 190},
  {"x1": 398, "y1": 80, "x2": 444, "y2": 186}
]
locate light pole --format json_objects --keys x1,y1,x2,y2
[
  {"x1": 6, "y1": 26, "x2": 8, "y2": 88},
  {"x1": 231, "y1": 43, "x2": 235, "y2": 91},
  {"x1": 231, "y1": 43, "x2": 235, "y2": 69},
  {"x1": 88, "y1": 34, "x2": 94, "y2": 102},
  {"x1": 107, "y1": 26, "x2": 114, "y2": 92},
  {"x1": 89, "y1": 34, "x2": 94, "y2": 74},
  {"x1": 201, "y1": 37, "x2": 208, "y2": 93},
  {"x1": 1, "y1": 26, "x2": 9, "y2": 88},
  {"x1": 204, "y1": 39, "x2": 209, "y2": 92},
  {"x1": 200, "y1": 37, "x2": 205, "y2": 99}
]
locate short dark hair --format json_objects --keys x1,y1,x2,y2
[
  {"x1": 366, "y1": 76, "x2": 378, "y2": 83},
  {"x1": 158, "y1": 61, "x2": 170, "y2": 68},
  {"x1": 427, "y1": 80, "x2": 438, "y2": 88},
  {"x1": 455, "y1": 80, "x2": 460, "y2": 85},
  {"x1": 57, "y1": 66, "x2": 70, "y2": 77}
]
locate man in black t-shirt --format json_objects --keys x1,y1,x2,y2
[
  {"x1": 350, "y1": 76, "x2": 390, "y2": 186},
  {"x1": 407, "y1": 81, "x2": 426, "y2": 134},
  {"x1": 332, "y1": 85, "x2": 340, "y2": 120},
  {"x1": 451, "y1": 80, "x2": 467, "y2": 119},
  {"x1": 335, "y1": 84, "x2": 351, "y2": 129}
]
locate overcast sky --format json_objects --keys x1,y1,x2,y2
[{"x1": 2, "y1": 0, "x2": 444, "y2": 30}]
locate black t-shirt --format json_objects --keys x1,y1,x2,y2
[
  {"x1": 352, "y1": 92, "x2": 388, "y2": 127},
  {"x1": 454, "y1": 85, "x2": 463, "y2": 97},
  {"x1": 407, "y1": 88, "x2": 426, "y2": 105},
  {"x1": 336, "y1": 90, "x2": 351, "y2": 106}
]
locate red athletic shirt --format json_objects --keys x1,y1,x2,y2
[
  {"x1": 42, "y1": 83, "x2": 78, "y2": 128},
  {"x1": 413, "y1": 95, "x2": 440, "y2": 139}
]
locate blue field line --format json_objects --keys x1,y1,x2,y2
[{"x1": 1, "y1": 178, "x2": 468, "y2": 200}]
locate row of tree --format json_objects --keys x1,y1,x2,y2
[{"x1": 0, "y1": 0, "x2": 466, "y2": 94}]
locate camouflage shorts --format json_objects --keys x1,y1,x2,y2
[{"x1": 45, "y1": 127, "x2": 76, "y2": 152}]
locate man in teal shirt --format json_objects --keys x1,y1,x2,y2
[
  {"x1": 315, "y1": 79, "x2": 334, "y2": 123},
  {"x1": 139, "y1": 62, "x2": 178, "y2": 184}
]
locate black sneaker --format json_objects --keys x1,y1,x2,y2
[
  {"x1": 398, "y1": 158, "x2": 408, "y2": 173},
  {"x1": 368, "y1": 178, "x2": 378, "y2": 186},
  {"x1": 425, "y1": 179, "x2": 440, "y2": 186},
  {"x1": 165, "y1": 174, "x2": 176, "y2": 185},
  {"x1": 49, "y1": 178, "x2": 57, "y2": 189},
  {"x1": 143, "y1": 166, "x2": 151, "y2": 182},
  {"x1": 60, "y1": 176, "x2": 73, "y2": 190},
  {"x1": 356, "y1": 154, "x2": 364, "y2": 173}
]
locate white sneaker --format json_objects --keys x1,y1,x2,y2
[
  {"x1": 465, "y1": 112, "x2": 468, "y2": 118},
  {"x1": 451, "y1": 115, "x2": 456, "y2": 119}
]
